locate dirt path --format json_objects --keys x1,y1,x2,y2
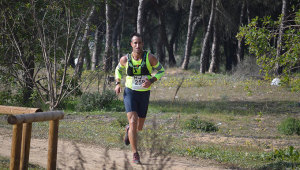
[{"x1": 0, "y1": 131, "x2": 226, "y2": 170}]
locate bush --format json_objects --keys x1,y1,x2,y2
[
  {"x1": 183, "y1": 116, "x2": 218, "y2": 132},
  {"x1": 110, "y1": 116, "x2": 128, "y2": 128},
  {"x1": 76, "y1": 90, "x2": 118, "y2": 111},
  {"x1": 0, "y1": 90, "x2": 24, "y2": 106},
  {"x1": 278, "y1": 117, "x2": 300, "y2": 135}
]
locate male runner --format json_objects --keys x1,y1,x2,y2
[{"x1": 114, "y1": 33, "x2": 165, "y2": 164}]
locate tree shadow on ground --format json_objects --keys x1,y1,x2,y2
[{"x1": 150, "y1": 100, "x2": 300, "y2": 115}]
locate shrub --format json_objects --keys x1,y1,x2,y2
[
  {"x1": 183, "y1": 116, "x2": 218, "y2": 132},
  {"x1": 76, "y1": 90, "x2": 118, "y2": 111},
  {"x1": 110, "y1": 116, "x2": 128, "y2": 128},
  {"x1": 278, "y1": 117, "x2": 300, "y2": 135},
  {"x1": 0, "y1": 89, "x2": 24, "y2": 106}
]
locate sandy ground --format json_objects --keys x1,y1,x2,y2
[{"x1": 0, "y1": 129, "x2": 227, "y2": 170}]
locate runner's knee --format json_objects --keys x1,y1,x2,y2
[
  {"x1": 137, "y1": 126, "x2": 143, "y2": 131},
  {"x1": 127, "y1": 112, "x2": 138, "y2": 126}
]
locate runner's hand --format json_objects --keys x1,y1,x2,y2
[
  {"x1": 142, "y1": 78, "x2": 152, "y2": 88},
  {"x1": 115, "y1": 85, "x2": 121, "y2": 95}
]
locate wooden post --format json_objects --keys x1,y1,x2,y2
[
  {"x1": 10, "y1": 124, "x2": 23, "y2": 170},
  {"x1": 19, "y1": 123, "x2": 32, "y2": 170},
  {"x1": 6, "y1": 110, "x2": 63, "y2": 170},
  {"x1": 0, "y1": 105, "x2": 42, "y2": 170},
  {"x1": 47, "y1": 119, "x2": 59, "y2": 170}
]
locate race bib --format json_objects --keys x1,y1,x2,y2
[{"x1": 132, "y1": 75, "x2": 147, "y2": 90}]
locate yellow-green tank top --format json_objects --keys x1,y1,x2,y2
[{"x1": 125, "y1": 52, "x2": 153, "y2": 91}]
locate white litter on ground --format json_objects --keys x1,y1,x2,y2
[{"x1": 271, "y1": 78, "x2": 280, "y2": 86}]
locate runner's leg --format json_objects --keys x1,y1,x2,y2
[
  {"x1": 127, "y1": 111, "x2": 138, "y2": 153},
  {"x1": 137, "y1": 117, "x2": 146, "y2": 131}
]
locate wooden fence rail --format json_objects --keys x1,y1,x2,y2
[
  {"x1": 0, "y1": 106, "x2": 42, "y2": 115},
  {"x1": 0, "y1": 106, "x2": 64, "y2": 170},
  {"x1": 7, "y1": 111, "x2": 64, "y2": 124}
]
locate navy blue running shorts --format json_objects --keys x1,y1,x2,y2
[{"x1": 123, "y1": 87, "x2": 150, "y2": 118}]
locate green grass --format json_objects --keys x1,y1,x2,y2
[
  {"x1": 0, "y1": 71, "x2": 299, "y2": 169},
  {"x1": 0, "y1": 156, "x2": 44, "y2": 169},
  {"x1": 0, "y1": 156, "x2": 10, "y2": 169}
]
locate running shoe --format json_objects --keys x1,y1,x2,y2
[
  {"x1": 133, "y1": 152, "x2": 141, "y2": 164},
  {"x1": 124, "y1": 125, "x2": 130, "y2": 145}
]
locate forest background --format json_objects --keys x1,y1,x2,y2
[
  {"x1": 0, "y1": 0, "x2": 300, "y2": 169},
  {"x1": 0, "y1": 0, "x2": 299, "y2": 109}
]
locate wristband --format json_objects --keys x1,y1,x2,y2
[{"x1": 150, "y1": 78, "x2": 155, "y2": 83}]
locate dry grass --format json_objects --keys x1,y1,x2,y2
[{"x1": 0, "y1": 68, "x2": 299, "y2": 169}]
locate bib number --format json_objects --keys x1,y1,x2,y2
[{"x1": 132, "y1": 76, "x2": 147, "y2": 90}]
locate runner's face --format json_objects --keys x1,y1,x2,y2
[{"x1": 131, "y1": 36, "x2": 143, "y2": 54}]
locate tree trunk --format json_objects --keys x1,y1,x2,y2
[
  {"x1": 91, "y1": 27, "x2": 100, "y2": 71},
  {"x1": 208, "y1": 10, "x2": 219, "y2": 73},
  {"x1": 117, "y1": 0, "x2": 125, "y2": 63},
  {"x1": 84, "y1": 40, "x2": 91, "y2": 70},
  {"x1": 246, "y1": 0, "x2": 250, "y2": 24},
  {"x1": 275, "y1": 0, "x2": 287, "y2": 75},
  {"x1": 168, "y1": 6, "x2": 182, "y2": 67},
  {"x1": 181, "y1": 0, "x2": 196, "y2": 70},
  {"x1": 22, "y1": 55, "x2": 35, "y2": 106},
  {"x1": 156, "y1": 20, "x2": 165, "y2": 65},
  {"x1": 236, "y1": 0, "x2": 246, "y2": 63},
  {"x1": 112, "y1": 0, "x2": 125, "y2": 68},
  {"x1": 75, "y1": 6, "x2": 95, "y2": 78},
  {"x1": 103, "y1": 0, "x2": 113, "y2": 72},
  {"x1": 68, "y1": 51, "x2": 76, "y2": 68},
  {"x1": 224, "y1": 38, "x2": 236, "y2": 71},
  {"x1": 137, "y1": 0, "x2": 146, "y2": 35},
  {"x1": 200, "y1": 0, "x2": 215, "y2": 73}
]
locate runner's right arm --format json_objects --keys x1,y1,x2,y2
[{"x1": 115, "y1": 56, "x2": 127, "y2": 95}]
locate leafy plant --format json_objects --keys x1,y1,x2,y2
[
  {"x1": 183, "y1": 116, "x2": 218, "y2": 132},
  {"x1": 237, "y1": 9, "x2": 300, "y2": 85},
  {"x1": 110, "y1": 115, "x2": 127, "y2": 128},
  {"x1": 268, "y1": 146, "x2": 300, "y2": 162},
  {"x1": 262, "y1": 146, "x2": 300, "y2": 169},
  {"x1": 76, "y1": 90, "x2": 118, "y2": 111},
  {"x1": 278, "y1": 117, "x2": 300, "y2": 135}
]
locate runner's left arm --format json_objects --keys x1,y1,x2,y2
[{"x1": 152, "y1": 61, "x2": 165, "y2": 82}]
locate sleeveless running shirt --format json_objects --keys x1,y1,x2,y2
[{"x1": 125, "y1": 51, "x2": 153, "y2": 91}]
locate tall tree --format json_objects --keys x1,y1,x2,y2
[
  {"x1": 200, "y1": 0, "x2": 215, "y2": 73},
  {"x1": 31, "y1": 1, "x2": 92, "y2": 109},
  {"x1": 236, "y1": 0, "x2": 246, "y2": 63},
  {"x1": 75, "y1": 5, "x2": 95, "y2": 78},
  {"x1": 112, "y1": 0, "x2": 126, "y2": 68},
  {"x1": 153, "y1": 0, "x2": 174, "y2": 66},
  {"x1": 208, "y1": 2, "x2": 220, "y2": 73},
  {"x1": 91, "y1": 26, "x2": 103, "y2": 71},
  {"x1": 0, "y1": 2, "x2": 37, "y2": 105},
  {"x1": 275, "y1": 0, "x2": 287, "y2": 75},
  {"x1": 181, "y1": 0, "x2": 196, "y2": 70},
  {"x1": 91, "y1": 3, "x2": 105, "y2": 71},
  {"x1": 168, "y1": 2, "x2": 183, "y2": 67},
  {"x1": 103, "y1": 0, "x2": 113, "y2": 72},
  {"x1": 137, "y1": 0, "x2": 146, "y2": 35}
]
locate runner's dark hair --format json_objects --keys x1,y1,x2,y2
[{"x1": 130, "y1": 32, "x2": 143, "y2": 42}]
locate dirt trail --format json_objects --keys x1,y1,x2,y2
[{"x1": 0, "y1": 132, "x2": 226, "y2": 170}]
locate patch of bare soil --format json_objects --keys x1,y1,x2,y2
[{"x1": 0, "y1": 128, "x2": 226, "y2": 170}]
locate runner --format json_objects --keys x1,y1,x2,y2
[{"x1": 114, "y1": 32, "x2": 165, "y2": 164}]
